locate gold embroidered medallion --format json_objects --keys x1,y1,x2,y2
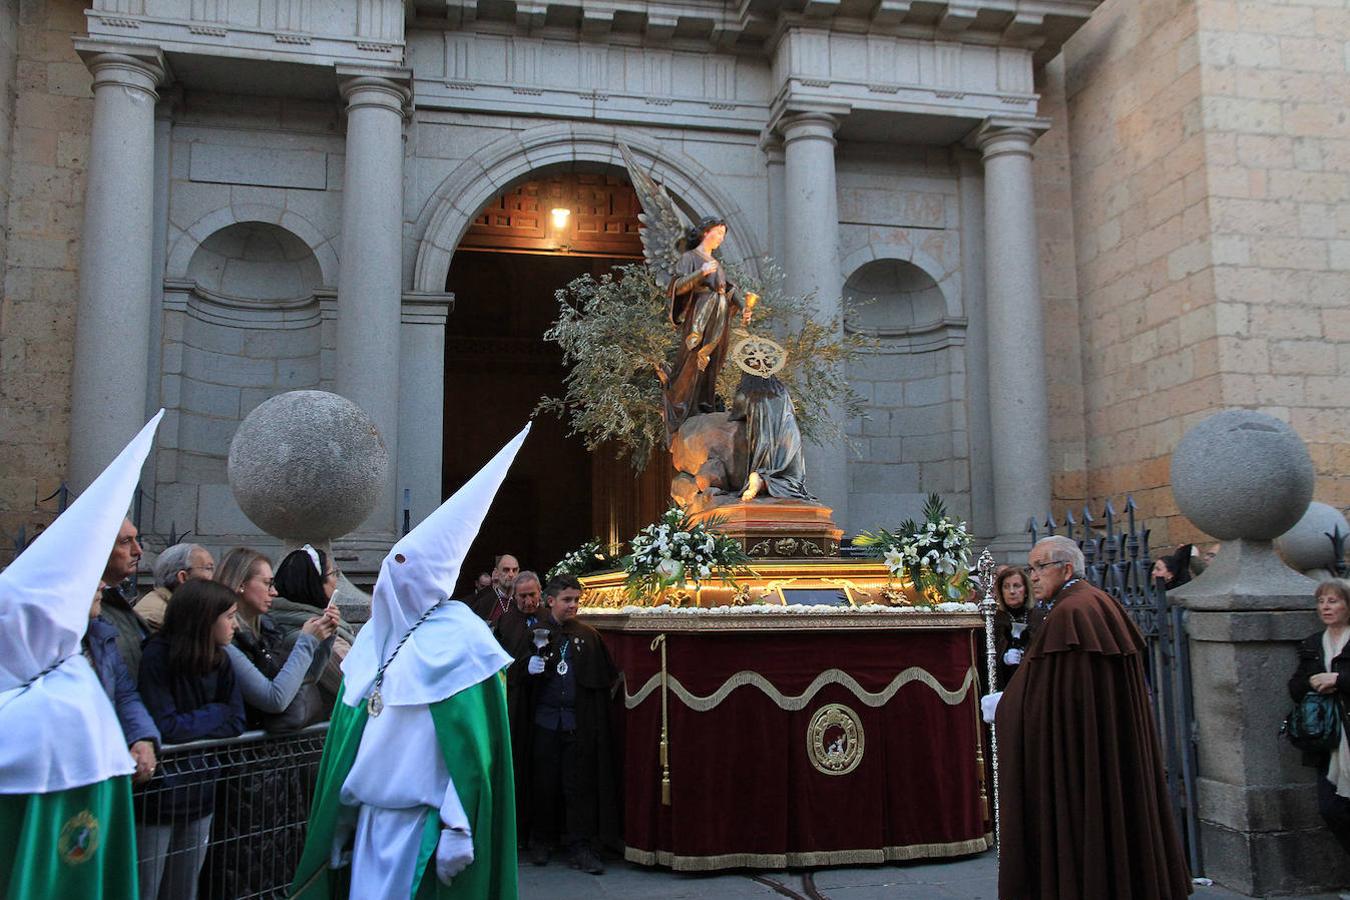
[
  {"x1": 58, "y1": 809, "x2": 100, "y2": 865},
  {"x1": 807, "y1": 703, "x2": 864, "y2": 776}
]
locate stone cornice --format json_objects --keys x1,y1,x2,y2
[{"x1": 417, "y1": 1, "x2": 1102, "y2": 62}]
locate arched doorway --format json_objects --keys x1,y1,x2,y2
[{"x1": 443, "y1": 168, "x2": 671, "y2": 593}]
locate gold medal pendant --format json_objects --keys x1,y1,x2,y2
[{"x1": 368, "y1": 688, "x2": 384, "y2": 718}]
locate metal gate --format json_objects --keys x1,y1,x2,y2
[{"x1": 1028, "y1": 497, "x2": 1202, "y2": 876}]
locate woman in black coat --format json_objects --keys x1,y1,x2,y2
[
  {"x1": 992, "y1": 566, "x2": 1044, "y2": 688},
  {"x1": 137, "y1": 580, "x2": 246, "y2": 900},
  {"x1": 1288, "y1": 578, "x2": 1350, "y2": 855}
]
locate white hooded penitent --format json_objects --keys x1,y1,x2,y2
[
  {"x1": 0, "y1": 410, "x2": 164, "y2": 794},
  {"x1": 341, "y1": 423, "x2": 529, "y2": 709}
]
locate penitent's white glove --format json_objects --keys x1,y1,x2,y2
[
  {"x1": 981, "y1": 691, "x2": 1003, "y2": 725},
  {"x1": 436, "y1": 828, "x2": 474, "y2": 885},
  {"x1": 330, "y1": 806, "x2": 358, "y2": 869},
  {"x1": 1003, "y1": 648, "x2": 1023, "y2": 666},
  {"x1": 527, "y1": 656, "x2": 546, "y2": 675}
]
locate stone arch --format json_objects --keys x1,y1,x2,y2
[
  {"x1": 167, "y1": 204, "x2": 338, "y2": 288},
  {"x1": 839, "y1": 241, "x2": 961, "y2": 321},
  {"x1": 412, "y1": 123, "x2": 764, "y2": 293}
]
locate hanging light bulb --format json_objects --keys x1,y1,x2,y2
[{"x1": 550, "y1": 207, "x2": 571, "y2": 230}]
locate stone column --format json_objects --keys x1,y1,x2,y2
[
  {"x1": 974, "y1": 118, "x2": 1051, "y2": 551},
  {"x1": 957, "y1": 151, "x2": 995, "y2": 541},
  {"x1": 780, "y1": 110, "x2": 848, "y2": 530},
  {"x1": 68, "y1": 45, "x2": 165, "y2": 490},
  {"x1": 398, "y1": 292, "x2": 453, "y2": 530},
  {"x1": 335, "y1": 68, "x2": 410, "y2": 539},
  {"x1": 763, "y1": 140, "x2": 787, "y2": 268}
]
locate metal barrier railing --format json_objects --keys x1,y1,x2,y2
[{"x1": 135, "y1": 723, "x2": 328, "y2": 900}]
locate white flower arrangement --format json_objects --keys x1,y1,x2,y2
[
  {"x1": 854, "y1": 494, "x2": 973, "y2": 604},
  {"x1": 624, "y1": 507, "x2": 749, "y2": 600},
  {"x1": 547, "y1": 539, "x2": 620, "y2": 582}
]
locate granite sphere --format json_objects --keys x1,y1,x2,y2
[
  {"x1": 228, "y1": 391, "x2": 388, "y2": 541},
  {"x1": 1275, "y1": 501, "x2": 1348, "y2": 572},
  {"x1": 1170, "y1": 410, "x2": 1314, "y2": 541}
]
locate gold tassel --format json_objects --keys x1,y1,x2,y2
[{"x1": 651, "y1": 634, "x2": 672, "y2": 805}]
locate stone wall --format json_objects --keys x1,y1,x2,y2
[
  {"x1": 0, "y1": 0, "x2": 90, "y2": 549},
  {"x1": 1034, "y1": 56, "x2": 1088, "y2": 517},
  {"x1": 1060, "y1": 0, "x2": 1215, "y2": 548},
  {"x1": 1059, "y1": 0, "x2": 1350, "y2": 550},
  {"x1": 836, "y1": 145, "x2": 971, "y2": 530},
  {"x1": 0, "y1": 0, "x2": 18, "y2": 312},
  {"x1": 1198, "y1": 0, "x2": 1350, "y2": 521}
]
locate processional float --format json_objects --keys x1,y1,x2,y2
[{"x1": 563, "y1": 145, "x2": 1001, "y2": 870}]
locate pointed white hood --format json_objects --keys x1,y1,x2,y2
[
  {"x1": 0, "y1": 410, "x2": 163, "y2": 793},
  {"x1": 342, "y1": 424, "x2": 529, "y2": 708}
]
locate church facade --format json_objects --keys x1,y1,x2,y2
[{"x1": 1, "y1": 0, "x2": 1347, "y2": 570}]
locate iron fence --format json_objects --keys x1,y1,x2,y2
[
  {"x1": 135, "y1": 724, "x2": 327, "y2": 900},
  {"x1": 1028, "y1": 497, "x2": 1203, "y2": 878}
]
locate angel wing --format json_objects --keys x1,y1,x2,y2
[{"x1": 619, "y1": 142, "x2": 688, "y2": 285}]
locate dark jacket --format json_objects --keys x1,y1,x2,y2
[
  {"x1": 993, "y1": 604, "x2": 1048, "y2": 688},
  {"x1": 523, "y1": 615, "x2": 622, "y2": 848},
  {"x1": 1288, "y1": 631, "x2": 1350, "y2": 768},
  {"x1": 84, "y1": 617, "x2": 160, "y2": 749},
  {"x1": 494, "y1": 603, "x2": 546, "y2": 837},
  {"x1": 98, "y1": 583, "x2": 150, "y2": 682},
  {"x1": 470, "y1": 584, "x2": 511, "y2": 624}
]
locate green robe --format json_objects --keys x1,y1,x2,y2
[
  {"x1": 290, "y1": 676, "x2": 518, "y2": 900},
  {"x1": 0, "y1": 776, "x2": 138, "y2": 900}
]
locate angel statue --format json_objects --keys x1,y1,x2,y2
[
  {"x1": 620, "y1": 143, "x2": 813, "y2": 510},
  {"x1": 619, "y1": 144, "x2": 758, "y2": 446}
]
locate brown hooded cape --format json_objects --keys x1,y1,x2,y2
[{"x1": 994, "y1": 579, "x2": 1191, "y2": 899}]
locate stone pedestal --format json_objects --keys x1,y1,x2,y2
[
  {"x1": 1168, "y1": 410, "x2": 1337, "y2": 893},
  {"x1": 1181, "y1": 595, "x2": 1350, "y2": 894},
  {"x1": 687, "y1": 498, "x2": 843, "y2": 559}
]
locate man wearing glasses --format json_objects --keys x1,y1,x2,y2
[
  {"x1": 134, "y1": 542, "x2": 216, "y2": 633},
  {"x1": 991, "y1": 535, "x2": 1191, "y2": 899}
]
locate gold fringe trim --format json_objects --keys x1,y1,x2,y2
[
  {"x1": 622, "y1": 835, "x2": 993, "y2": 871},
  {"x1": 623, "y1": 666, "x2": 975, "y2": 712}
]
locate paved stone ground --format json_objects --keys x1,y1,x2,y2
[{"x1": 519, "y1": 850, "x2": 1349, "y2": 899}]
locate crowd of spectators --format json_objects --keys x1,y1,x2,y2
[{"x1": 90, "y1": 521, "x2": 1325, "y2": 893}]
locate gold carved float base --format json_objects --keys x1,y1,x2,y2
[
  {"x1": 687, "y1": 498, "x2": 843, "y2": 559},
  {"x1": 578, "y1": 559, "x2": 926, "y2": 610}
]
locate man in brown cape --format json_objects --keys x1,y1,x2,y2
[{"x1": 992, "y1": 535, "x2": 1191, "y2": 899}]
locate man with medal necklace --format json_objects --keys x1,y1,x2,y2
[{"x1": 524, "y1": 574, "x2": 620, "y2": 874}]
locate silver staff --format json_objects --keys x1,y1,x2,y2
[{"x1": 977, "y1": 548, "x2": 1001, "y2": 854}]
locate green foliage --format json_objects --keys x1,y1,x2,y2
[
  {"x1": 855, "y1": 493, "x2": 974, "y2": 604},
  {"x1": 536, "y1": 260, "x2": 873, "y2": 470}
]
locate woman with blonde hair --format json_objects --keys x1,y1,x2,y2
[
  {"x1": 215, "y1": 547, "x2": 335, "y2": 728},
  {"x1": 1289, "y1": 578, "x2": 1350, "y2": 855}
]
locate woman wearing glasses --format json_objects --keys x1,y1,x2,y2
[{"x1": 215, "y1": 547, "x2": 336, "y2": 728}]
